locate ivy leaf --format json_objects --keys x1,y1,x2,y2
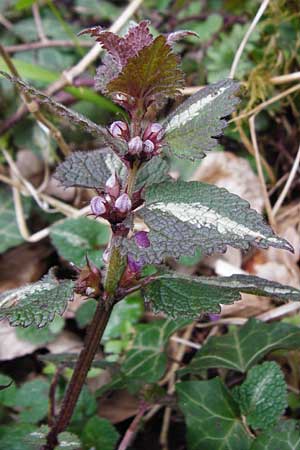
[
  {"x1": 24, "y1": 426, "x2": 80, "y2": 450},
  {"x1": 0, "y1": 72, "x2": 126, "y2": 153},
  {"x1": 124, "y1": 181, "x2": 293, "y2": 264},
  {"x1": 250, "y1": 420, "x2": 300, "y2": 450},
  {"x1": 81, "y1": 417, "x2": 119, "y2": 450},
  {"x1": 54, "y1": 149, "x2": 170, "y2": 189},
  {"x1": 183, "y1": 319, "x2": 300, "y2": 374},
  {"x1": 16, "y1": 379, "x2": 50, "y2": 424},
  {"x1": 122, "y1": 318, "x2": 189, "y2": 383},
  {"x1": 143, "y1": 273, "x2": 300, "y2": 318},
  {"x1": 176, "y1": 378, "x2": 252, "y2": 450},
  {"x1": 0, "y1": 187, "x2": 31, "y2": 253},
  {"x1": 0, "y1": 269, "x2": 74, "y2": 328},
  {"x1": 233, "y1": 362, "x2": 287, "y2": 431},
  {"x1": 107, "y1": 36, "x2": 184, "y2": 102},
  {"x1": 50, "y1": 217, "x2": 110, "y2": 266},
  {"x1": 0, "y1": 424, "x2": 36, "y2": 450},
  {"x1": 163, "y1": 79, "x2": 240, "y2": 159}
]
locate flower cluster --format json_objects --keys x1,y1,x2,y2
[{"x1": 109, "y1": 121, "x2": 165, "y2": 164}]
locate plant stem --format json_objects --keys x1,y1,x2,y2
[{"x1": 44, "y1": 299, "x2": 114, "y2": 449}]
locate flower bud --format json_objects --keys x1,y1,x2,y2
[
  {"x1": 134, "y1": 231, "x2": 150, "y2": 248},
  {"x1": 109, "y1": 121, "x2": 129, "y2": 140},
  {"x1": 143, "y1": 123, "x2": 165, "y2": 142},
  {"x1": 127, "y1": 254, "x2": 144, "y2": 274},
  {"x1": 128, "y1": 136, "x2": 143, "y2": 155},
  {"x1": 90, "y1": 196, "x2": 106, "y2": 216},
  {"x1": 105, "y1": 172, "x2": 120, "y2": 198},
  {"x1": 143, "y1": 139, "x2": 155, "y2": 154},
  {"x1": 115, "y1": 193, "x2": 132, "y2": 213}
]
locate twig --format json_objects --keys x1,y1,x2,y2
[
  {"x1": 0, "y1": 44, "x2": 71, "y2": 156},
  {"x1": 5, "y1": 40, "x2": 93, "y2": 53},
  {"x1": 32, "y1": 1, "x2": 47, "y2": 43},
  {"x1": 48, "y1": 364, "x2": 66, "y2": 427},
  {"x1": 270, "y1": 71, "x2": 300, "y2": 85},
  {"x1": 272, "y1": 142, "x2": 300, "y2": 216},
  {"x1": 117, "y1": 402, "x2": 148, "y2": 450},
  {"x1": 170, "y1": 336, "x2": 201, "y2": 350},
  {"x1": 46, "y1": 0, "x2": 144, "y2": 96},
  {"x1": 229, "y1": 0, "x2": 270, "y2": 79},
  {"x1": 249, "y1": 114, "x2": 276, "y2": 229},
  {"x1": 0, "y1": 13, "x2": 13, "y2": 30},
  {"x1": 231, "y1": 83, "x2": 300, "y2": 123}
]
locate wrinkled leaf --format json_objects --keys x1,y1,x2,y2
[
  {"x1": 0, "y1": 187, "x2": 31, "y2": 253},
  {"x1": 183, "y1": 319, "x2": 300, "y2": 374},
  {"x1": 233, "y1": 362, "x2": 287, "y2": 431},
  {"x1": 124, "y1": 181, "x2": 292, "y2": 264},
  {"x1": 163, "y1": 79, "x2": 240, "y2": 159},
  {"x1": 0, "y1": 269, "x2": 74, "y2": 328},
  {"x1": 81, "y1": 417, "x2": 119, "y2": 450},
  {"x1": 0, "y1": 72, "x2": 126, "y2": 153},
  {"x1": 143, "y1": 273, "x2": 300, "y2": 318},
  {"x1": 250, "y1": 420, "x2": 300, "y2": 450},
  {"x1": 107, "y1": 36, "x2": 184, "y2": 102},
  {"x1": 177, "y1": 378, "x2": 252, "y2": 450},
  {"x1": 50, "y1": 217, "x2": 110, "y2": 266},
  {"x1": 54, "y1": 149, "x2": 170, "y2": 189}
]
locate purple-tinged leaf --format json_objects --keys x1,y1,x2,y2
[{"x1": 107, "y1": 36, "x2": 185, "y2": 103}]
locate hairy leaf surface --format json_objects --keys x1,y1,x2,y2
[
  {"x1": 25, "y1": 426, "x2": 80, "y2": 450},
  {"x1": 0, "y1": 72, "x2": 126, "y2": 153},
  {"x1": 233, "y1": 362, "x2": 287, "y2": 431},
  {"x1": 163, "y1": 79, "x2": 240, "y2": 159},
  {"x1": 177, "y1": 378, "x2": 252, "y2": 450},
  {"x1": 0, "y1": 269, "x2": 74, "y2": 327},
  {"x1": 124, "y1": 181, "x2": 292, "y2": 263},
  {"x1": 183, "y1": 319, "x2": 300, "y2": 374},
  {"x1": 54, "y1": 149, "x2": 170, "y2": 189},
  {"x1": 107, "y1": 36, "x2": 184, "y2": 101},
  {"x1": 143, "y1": 273, "x2": 300, "y2": 318}
]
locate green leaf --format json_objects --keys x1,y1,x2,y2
[
  {"x1": 16, "y1": 379, "x2": 50, "y2": 424},
  {"x1": 50, "y1": 217, "x2": 110, "y2": 266},
  {"x1": 124, "y1": 181, "x2": 292, "y2": 264},
  {"x1": 54, "y1": 149, "x2": 169, "y2": 189},
  {"x1": 81, "y1": 417, "x2": 119, "y2": 450},
  {"x1": 16, "y1": 316, "x2": 65, "y2": 345},
  {"x1": 107, "y1": 36, "x2": 184, "y2": 102},
  {"x1": 176, "y1": 378, "x2": 252, "y2": 450},
  {"x1": 122, "y1": 318, "x2": 189, "y2": 383},
  {"x1": 0, "y1": 375, "x2": 17, "y2": 407},
  {"x1": 163, "y1": 79, "x2": 240, "y2": 159},
  {"x1": 233, "y1": 362, "x2": 287, "y2": 431},
  {"x1": 184, "y1": 319, "x2": 300, "y2": 374},
  {"x1": 0, "y1": 187, "x2": 31, "y2": 253},
  {"x1": 25, "y1": 426, "x2": 80, "y2": 449},
  {"x1": 0, "y1": 269, "x2": 74, "y2": 328},
  {"x1": 143, "y1": 273, "x2": 300, "y2": 318},
  {"x1": 250, "y1": 420, "x2": 300, "y2": 450},
  {"x1": 0, "y1": 424, "x2": 36, "y2": 450},
  {"x1": 0, "y1": 72, "x2": 126, "y2": 153}
]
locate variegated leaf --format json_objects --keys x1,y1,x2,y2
[
  {"x1": 123, "y1": 181, "x2": 293, "y2": 263},
  {"x1": 0, "y1": 269, "x2": 74, "y2": 328},
  {"x1": 54, "y1": 149, "x2": 170, "y2": 189},
  {"x1": 0, "y1": 72, "x2": 126, "y2": 154},
  {"x1": 143, "y1": 273, "x2": 300, "y2": 318},
  {"x1": 163, "y1": 79, "x2": 240, "y2": 159}
]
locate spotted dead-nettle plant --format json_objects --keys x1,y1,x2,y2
[{"x1": 1, "y1": 21, "x2": 300, "y2": 449}]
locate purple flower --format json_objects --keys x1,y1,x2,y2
[
  {"x1": 143, "y1": 139, "x2": 155, "y2": 154},
  {"x1": 128, "y1": 254, "x2": 144, "y2": 273},
  {"x1": 105, "y1": 172, "x2": 120, "y2": 198},
  {"x1": 143, "y1": 123, "x2": 165, "y2": 142},
  {"x1": 128, "y1": 136, "x2": 143, "y2": 155},
  {"x1": 208, "y1": 313, "x2": 220, "y2": 322},
  {"x1": 90, "y1": 196, "x2": 106, "y2": 216},
  {"x1": 115, "y1": 193, "x2": 132, "y2": 213},
  {"x1": 134, "y1": 231, "x2": 150, "y2": 248},
  {"x1": 109, "y1": 121, "x2": 129, "y2": 140}
]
